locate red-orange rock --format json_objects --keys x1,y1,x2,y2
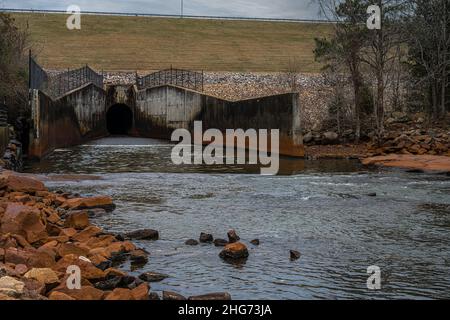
[
  {"x1": 4, "y1": 247, "x2": 55, "y2": 268},
  {"x1": 35, "y1": 191, "x2": 51, "y2": 198},
  {"x1": 28, "y1": 249, "x2": 56, "y2": 268},
  {"x1": 0, "y1": 234, "x2": 18, "y2": 249},
  {"x1": 104, "y1": 241, "x2": 136, "y2": 256},
  {"x1": 48, "y1": 291, "x2": 76, "y2": 300},
  {"x1": 0, "y1": 204, "x2": 48, "y2": 244},
  {"x1": 52, "y1": 254, "x2": 105, "y2": 281},
  {"x1": 24, "y1": 268, "x2": 59, "y2": 285},
  {"x1": 46, "y1": 212, "x2": 61, "y2": 224},
  {"x1": 219, "y1": 242, "x2": 249, "y2": 260},
  {"x1": 87, "y1": 253, "x2": 108, "y2": 266},
  {"x1": 22, "y1": 277, "x2": 46, "y2": 297},
  {"x1": 51, "y1": 274, "x2": 93, "y2": 292},
  {"x1": 10, "y1": 234, "x2": 32, "y2": 249},
  {"x1": 36, "y1": 245, "x2": 57, "y2": 261},
  {"x1": 122, "y1": 241, "x2": 137, "y2": 252},
  {"x1": 57, "y1": 243, "x2": 89, "y2": 258},
  {"x1": 88, "y1": 247, "x2": 111, "y2": 260},
  {"x1": 131, "y1": 283, "x2": 149, "y2": 300},
  {"x1": 59, "y1": 228, "x2": 78, "y2": 238},
  {"x1": 104, "y1": 268, "x2": 127, "y2": 278},
  {"x1": 71, "y1": 226, "x2": 103, "y2": 243},
  {"x1": 4, "y1": 247, "x2": 30, "y2": 265},
  {"x1": 362, "y1": 154, "x2": 450, "y2": 173},
  {"x1": 47, "y1": 236, "x2": 69, "y2": 244},
  {"x1": 85, "y1": 235, "x2": 116, "y2": 250},
  {"x1": 53, "y1": 197, "x2": 68, "y2": 207},
  {"x1": 40, "y1": 240, "x2": 59, "y2": 251},
  {"x1": 3, "y1": 174, "x2": 47, "y2": 194},
  {"x1": 55, "y1": 286, "x2": 105, "y2": 300},
  {"x1": 105, "y1": 288, "x2": 133, "y2": 300},
  {"x1": 14, "y1": 195, "x2": 32, "y2": 203},
  {"x1": 64, "y1": 211, "x2": 89, "y2": 230},
  {"x1": 61, "y1": 196, "x2": 115, "y2": 212},
  {"x1": 14, "y1": 264, "x2": 28, "y2": 276},
  {"x1": 46, "y1": 224, "x2": 63, "y2": 237}
]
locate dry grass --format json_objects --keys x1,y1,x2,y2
[{"x1": 12, "y1": 13, "x2": 332, "y2": 73}]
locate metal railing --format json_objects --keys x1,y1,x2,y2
[
  {"x1": 46, "y1": 65, "x2": 104, "y2": 97},
  {"x1": 29, "y1": 54, "x2": 104, "y2": 98},
  {"x1": 137, "y1": 68, "x2": 204, "y2": 92},
  {"x1": 1, "y1": 8, "x2": 337, "y2": 24},
  {"x1": 29, "y1": 56, "x2": 48, "y2": 93}
]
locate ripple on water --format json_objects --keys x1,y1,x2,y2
[{"x1": 24, "y1": 137, "x2": 450, "y2": 300}]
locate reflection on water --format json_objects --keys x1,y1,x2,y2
[
  {"x1": 28, "y1": 137, "x2": 366, "y2": 176},
  {"x1": 25, "y1": 137, "x2": 450, "y2": 300}
]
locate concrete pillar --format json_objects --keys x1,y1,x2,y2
[
  {"x1": 28, "y1": 89, "x2": 42, "y2": 159},
  {"x1": 292, "y1": 92, "x2": 303, "y2": 146}
]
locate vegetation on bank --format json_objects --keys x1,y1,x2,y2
[
  {"x1": 0, "y1": 13, "x2": 31, "y2": 121},
  {"x1": 10, "y1": 13, "x2": 331, "y2": 73},
  {"x1": 313, "y1": 0, "x2": 450, "y2": 142},
  {"x1": 0, "y1": 4, "x2": 449, "y2": 161}
]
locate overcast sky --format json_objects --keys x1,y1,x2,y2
[{"x1": 0, "y1": 0, "x2": 322, "y2": 20}]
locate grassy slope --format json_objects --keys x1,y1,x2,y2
[{"x1": 12, "y1": 13, "x2": 332, "y2": 72}]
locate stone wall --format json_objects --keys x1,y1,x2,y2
[{"x1": 29, "y1": 84, "x2": 107, "y2": 159}]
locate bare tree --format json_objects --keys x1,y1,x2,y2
[
  {"x1": 315, "y1": 0, "x2": 369, "y2": 141},
  {"x1": 0, "y1": 13, "x2": 32, "y2": 116},
  {"x1": 360, "y1": 0, "x2": 407, "y2": 139},
  {"x1": 404, "y1": 0, "x2": 450, "y2": 118},
  {"x1": 282, "y1": 56, "x2": 302, "y2": 92}
]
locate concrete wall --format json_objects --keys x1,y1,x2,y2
[
  {"x1": 29, "y1": 83, "x2": 303, "y2": 159},
  {"x1": 202, "y1": 93, "x2": 303, "y2": 157},
  {"x1": 29, "y1": 84, "x2": 107, "y2": 159},
  {"x1": 133, "y1": 85, "x2": 203, "y2": 138},
  {"x1": 134, "y1": 85, "x2": 303, "y2": 157}
]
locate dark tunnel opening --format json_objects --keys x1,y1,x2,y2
[{"x1": 106, "y1": 104, "x2": 133, "y2": 135}]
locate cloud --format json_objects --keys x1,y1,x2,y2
[{"x1": 0, "y1": 0, "x2": 322, "y2": 19}]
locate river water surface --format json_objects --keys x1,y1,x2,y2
[{"x1": 25, "y1": 137, "x2": 450, "y2": 300}]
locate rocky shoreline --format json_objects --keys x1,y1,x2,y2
[
  {"x1": 305, "y1": 145, "x2": 450, "y2": 174},
  {"x1": 0, "y1": 151, "x2": 448, "y2": 301},
  {"x1": 304, "y1": 112, "x2": 450, "y2": 173},
  {"x1": 0, "y1": 170, "x2": 240, "y2": 300},
  {"x1": 362, "y1": 155, "x2": 450, "y2": 174}
]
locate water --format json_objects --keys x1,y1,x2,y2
[{"x1": 25, "y1": 137, "x2": 450, "y2": 300}]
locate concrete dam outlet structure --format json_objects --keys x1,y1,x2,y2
[{"x1": 29, "y1": 82, "x2": 304, "y2": 159}]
